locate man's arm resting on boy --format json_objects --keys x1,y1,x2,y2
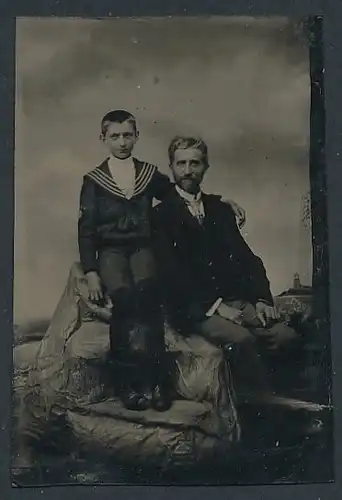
[{"x1": 150, "y1": 169, "x2": 246, "y2": 228}]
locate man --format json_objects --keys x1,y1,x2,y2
[{"x1": 151, "y1": 135, "x2": 312, "y2": 407}]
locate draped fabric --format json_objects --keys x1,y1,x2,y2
[{"x1": 14, "y1": 263, "x2": 240, "y2": 471}]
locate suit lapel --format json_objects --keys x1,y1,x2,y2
[
  {"x1": 166, "y1": 189, "x2": 205, "y2": 233},
  {"x1": 201, "y1": 194, "x2": 219, "y2": 224}
]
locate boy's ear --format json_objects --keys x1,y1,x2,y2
[
  {"x1": 135, "y1": 130, "x2": 140, "y2": 141},
  {"x1": 99, "y1": 133, "x2": 105, "y2": 142}
]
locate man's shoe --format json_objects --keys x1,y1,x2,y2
[{"x1": 151, "y1": 384, "x2": 172, "y2": 412}]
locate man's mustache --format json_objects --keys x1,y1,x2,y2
[{"x1": 180, "y1": 175, "x2": 197, "y2": 181}]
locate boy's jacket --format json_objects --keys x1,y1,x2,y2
[{"x1": 78, "y1": 157, "x2": 171, "y2": 273}]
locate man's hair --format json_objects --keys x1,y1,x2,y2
[
  {"x1": 101, "y1": 110, "x2": 137, "y2": 135},
  {"x1": 168, "y1": 136, "x2": 208, "y2": 166}
]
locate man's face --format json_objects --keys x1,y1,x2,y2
[
  {"x1": 170, "y1": 148, "x2": 208, "y2": 194},
  {"x1": 101, "y1": 120, "x2": 138, "y2": 159}
]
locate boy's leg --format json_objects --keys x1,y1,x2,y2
[
  {"x1": 130, "y1": 246, "x2": 164, "y2": 353},
  {"x1": 130, "y1": 246, "x2": 171, "y2": 411},
  {"x1": 98, "y1": 248, "x2": 133, "y2": 354},
  {"x1": 98, "y1": 248, "x2": 149, "y2": 410}
]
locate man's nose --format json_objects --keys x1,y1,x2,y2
[
  {"x1": 119, "y1": 135, "x2": 126, "y2": 146},
  {"x1": 184, "y1": 162, "x2": 191, "y2": 174}
]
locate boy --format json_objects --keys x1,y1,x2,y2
[
  {"x1": 78, "y1": 110, "x2": 245, "y2": 412},
  {"x1": 78, "y1": 110, "x2": 173, "y2": 412}
]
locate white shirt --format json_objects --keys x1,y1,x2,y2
[
  {"x1": 108, "y1": 155, "x2": 136, "y2": 199},
  {"x1": 175, "y1": 184, "x2": 222, "y2": 317},
  {"x1": 175, "y1": 185, "x2": 205, "y2": 221}
]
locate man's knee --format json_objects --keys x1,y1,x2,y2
[
  {"x1": 199, "y1": 316, "x2": 256, "y2": 348},
  {"x1": 269, "y1": 322, "x2": 298, "y2": 346}
]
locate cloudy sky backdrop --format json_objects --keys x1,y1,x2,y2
[{"x1": 14, "y1": 16, "x2": 312, "y2": 324}]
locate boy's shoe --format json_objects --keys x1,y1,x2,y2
[
  {"x1": 121, "y1": 389, "x2": 150, "y2": 411},
  {"x1": 151, "y1": 384, "x2": 172, "y2": 412}
]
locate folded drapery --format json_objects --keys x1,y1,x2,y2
[{"x1": 13, "y1": 263, "x2": 240, "y2": 472}]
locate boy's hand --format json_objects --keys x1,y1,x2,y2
[{"x1": 86, "y1": 271, "x2": 104, "y2": 303}]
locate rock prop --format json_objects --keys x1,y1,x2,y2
[{"x1": 13, "y1": 263, "x2": 240, "y2": 475}]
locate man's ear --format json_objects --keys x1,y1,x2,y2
[
  {"x1": 135, "y1": 130, "x2": 140, "y2": 142},
  {"x1": 99, "y1": 133, "x2": 105, "y2": 142}
]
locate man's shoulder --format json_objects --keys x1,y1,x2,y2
[{"x1": 203, "y1": 193, "x2": 236, "y2": 218}]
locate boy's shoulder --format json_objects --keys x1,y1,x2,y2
[
  {"x1": 82, "y1": 158, "x2": 162, "y2": 197},
  {"x1": 133, "y1": 157, "x2": 158, "y2": 176},
  {"x1": 85, "y1": 158, "x2": 109, "y2": 178},
  {"x1": 85, "y1": 158, "x2": 158, "y2": 177},
  {"x1": 133, "y1": 156, "x2": 157, "y2": 167}
]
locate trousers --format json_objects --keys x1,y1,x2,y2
[
  {"x1": 98, "y1": 245, "x2": 166, "y2": 391},
  {"x1": 195, "y1": 301, "x2": 297, "y2": 403}
]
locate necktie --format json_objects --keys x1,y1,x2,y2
[{"x1": 185, "y1": 198, "x2": 204, "y2": 224}]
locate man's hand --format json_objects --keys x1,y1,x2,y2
[
  {"x1": 255, "y1": 301, "x2": 280, "y2": 328},
  {"x1": 217, "y1": 303, "x2": 243, "y2": 325},
  {"x1": 86, "y1": 271, "x2": 104, "y2": 303},
  {"x1": 222, "y1": 198, "x2": 246, "y2": 228}
]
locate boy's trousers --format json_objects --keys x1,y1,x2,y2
[{"x1": 98, "y1": 245, "x2": 167, "y2": 391}]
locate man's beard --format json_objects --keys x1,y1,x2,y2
[{"x1": 178, "y1": 177, "x2": 200, "y2": 194}]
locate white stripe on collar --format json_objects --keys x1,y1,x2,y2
[{"x1": 86, "y1": 161, "x2": 156, "y2": 199}]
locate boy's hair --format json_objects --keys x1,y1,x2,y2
[
  {"x1": 101, "y1": 110, "x2": 137, "y2": 136},
  {"x1": 168, "y1": 136, "x2": 209, "y2": 166}
]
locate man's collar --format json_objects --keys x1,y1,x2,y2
[{"x1": 175, "y1": 184, "x2": 202, "y2": 202}]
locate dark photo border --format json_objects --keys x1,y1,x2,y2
[{"x1": 1, "y1": 1, "x2": 341, "y2": 500}]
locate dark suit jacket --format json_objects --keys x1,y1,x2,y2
[
  {"x1": 151, "y1": 188, "x2": 273, "y2": 326},
  {"x1": 78, "y1": 157, "x2": 171, "y2": 274}
]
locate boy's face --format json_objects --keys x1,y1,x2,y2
[
  {"x1": 101, "y1": 120, "x2": 138, "y2": 159},
  {"x1": 170, "y1": 148, "x2": 208, "y2": 194}
]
